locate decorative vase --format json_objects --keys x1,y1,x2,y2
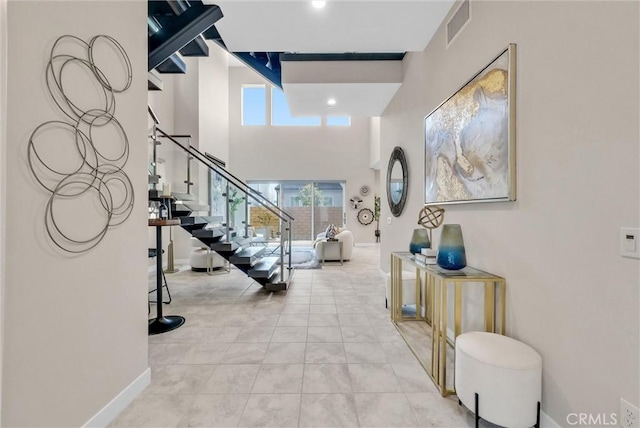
[
  {"x1": 409, "y1": 228, "x2": 431, "y2": 254},
  {"x1": 436, "y1": 224, "x2": 467, "y2": 270}
]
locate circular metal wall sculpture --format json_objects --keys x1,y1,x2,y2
[
  {"x1": 386, "y1": 146, "x2": 408, "y2": 217},
  {"x1": 360, "y1": 185, "x2": 370, "y2": 197},
  {"x1": 357, "y1": 208, "x2": 374, "y2": 225},
  {"x1": 27, "y1": 35, "x2": 134, "y2": 254}
]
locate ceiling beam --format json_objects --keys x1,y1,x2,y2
[
  {"x1": 166, "y1": 0, "x2": 189, "y2": 16},
  {"x1": 180, "y1": 35, "x2": 209, "y2": 57},
  {"x1": 202, "y1": 24, "x2": 227, "y2": 49},
  {"x1": 148, "y1": 3, "x2": 223, "y2": 70},
  {"x1": 156, "y1": 54, "x2": 187, "y2": 74},
  {"x1": 280, "y1": 53, "x2": 405, "y2": 62},
  {"x1": 148, "y1": 70, "x2": 163, "y2": 91},
  {"x1": 232, "y1": 52, "x2": 283, "y2": 89}
]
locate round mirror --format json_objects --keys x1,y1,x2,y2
[
  {"x1": 390, "y1": 162, "x2": 404, "y2": 204},
  {"x1": 386, "y1": 146, "x2": 408, "y2": 217}
]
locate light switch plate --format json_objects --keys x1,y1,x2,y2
[
  {"x1": 386, "y1": 217, "x2": 392, "y2": 225},
  {"x1": 620, "y1": 228, "x2": 640, "y2": 259}
]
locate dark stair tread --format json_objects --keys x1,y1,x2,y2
[
  {"x1": 182, "y1": 215, "x2": 220, "y2": 223},
  {"x1": 248, "y1": 257, "x2": 280, "y2": 279},
  {"x1": 171, "y1": 192, "x2": 197, "y2": 201},
  {"x1": 180, "y1": 216, "x2": 217, "y2": 233},
  {"x1": 172, "y1": 209, "x2": 192, "y2": 218},
  {"x1": 192, "y1": 228, "x2": 225, "y2": 239},
  {"x1": 211, "y1": 241, "x2": 241, "y2": 252},
  {"x1": 263, "y1": 268, "x2": 293, "y2": 291},
  {"x1": 229, "y1": 246, "x2": 266, "y2": 265},
  {"x1": 233, "y1": 236, "x2": 253, "y2": 247},
  {"x1": 181, "y1": 216, "x2": 220, "y2": 226}
]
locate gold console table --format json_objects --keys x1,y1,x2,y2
[{"x1": 390, "y1": 251, "x2": 506, "y2": 396}]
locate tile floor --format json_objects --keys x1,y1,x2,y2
[{"x1": 110, "y1": 245, "x2": 478, "y2": 428}]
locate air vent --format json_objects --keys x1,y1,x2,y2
[{"x1": 447, "y1": 0, "x2": 470, "y2": 46}]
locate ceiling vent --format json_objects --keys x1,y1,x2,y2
[{"x1": 446, "y1": 0, "x2": 470, "y2": 47}]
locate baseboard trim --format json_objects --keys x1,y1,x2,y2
[
  {"x1": 83, "y1": 367, "x2": 151, "y2": 427},
  {"x1": 355, "y1": 243, "x2": 378, "y2": 247},
  {"x1": 541, "y1": 410, "x2": 560, "y2": 428}
]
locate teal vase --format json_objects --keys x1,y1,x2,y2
[
  {"x1": 436, "y1": 224, "x2": 466, "y2": 270},
  {"x1": 409, "y1": 228, "x2": 431, "y2": 254}
]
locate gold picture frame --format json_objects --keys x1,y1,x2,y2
[{"x1": 424, "y1": 44, "x2": 516, "y2": 205}]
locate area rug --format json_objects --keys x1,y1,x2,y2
[{"x1": 289, "y1": 247, "x2": 321, "y2": 269}]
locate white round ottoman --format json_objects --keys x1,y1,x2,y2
[
  {"x1": 189, "y1": 238, "x2": 226, "y2": 272},
  {"x1": 385, "y1": 271, "x2": 417, "y2": 308},
  {"x1": 455, "y1": 332, "x2": 542, "y2": 428}
]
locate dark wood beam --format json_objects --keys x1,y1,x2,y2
[{"x1": 148, "y1": 3, "x2": 222, "y2": 70}]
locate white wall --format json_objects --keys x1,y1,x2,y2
[
  {"x1": 199, "y1": 42, "x2": 229, "y2": 163},
  {"x1": 148, "y1": 74, "x2": 177, "y2": 266},
  {"x1": 0, "y1": 0, "x2": 7, "y2": 418},
  {"x1": 195, "y1": 42, "x2": 229, "y2": 255},
  {"x1": 380, "y1": 0, "x2": 639, "y2": 423},
  {"x1": 149, "y1": 45, "x2": 231, "y2": 261},
  {"x1": 369, "y1": 117, "x2": 381, "y2": 169},
  {"x1": 229, "y1": 67, "x2": 378, "y2": 243},
  {"x1": 3, "y1": 2, "x2": 148, "y2": 425},
  {"x1": 174, "y1": 58, "x2": 200, "y2": 148},
  {"x1": 148, "y1": 74, "x2": 176, "y2": 133}
]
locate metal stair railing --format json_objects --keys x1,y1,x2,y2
[{"x1": 152, "y1": 126, "x2": 295, "y2": 278}]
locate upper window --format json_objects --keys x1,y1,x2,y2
[
  {"x1": 241, "y1": 85, "x2": 350, "y2": 127},
  {"x1": 271, "y1": 88, "x2": 321, "y2": 126},
  {"x1": 242, "y1": 85, "x2": 266, "y2": 126},
  {"x1": 326, "y1": 116, "x2": 351, "y2": 126}
]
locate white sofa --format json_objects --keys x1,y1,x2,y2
[{"x1": 314, "y1": 229, "x2": 354, "y2": 261}]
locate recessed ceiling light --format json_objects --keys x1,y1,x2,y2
[
  {"x1": 327, "y1": 98, "x2": 337, "y2": 107},
  {"x1": 312, "y1": 1, "x2": 326, "y2": 9}
]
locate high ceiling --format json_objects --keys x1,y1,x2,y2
[
  {"x1": 207, "y1": 1, "x2": 455, "y2": 53},
  {"x1": 151, "y1": 0, "x2": 456, "y2": 117},
  {"x1": 209, "y1": 0, "x2": 455, "y2": 117}
]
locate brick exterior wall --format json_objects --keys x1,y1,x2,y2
[{"x1": 250, "y1": 206, "x2": 343, "y2": 240}]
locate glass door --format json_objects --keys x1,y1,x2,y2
[
  {"x1": 281, "y1": 181, "x2": 309, "y2": 242},
  {"x1": 248, "y1": 180, "x2": 345, "y2": 243},
  {"x1": 313, "y1": 182, "x2": 345, "y2": 239},
  {"x1": 247, "y1": 182, "x2": 280, "y2": 243}
]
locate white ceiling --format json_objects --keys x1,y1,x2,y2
[
  {"x1": 281, "y1": 59, "x2": 403, "y2": 116},
  {"x1": 205, "y1": 0, "x2": 456, "y2": 116}
]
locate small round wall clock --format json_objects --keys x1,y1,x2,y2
[
  {"x1": 359, "y1": 185, "x2": 370, "y2": 197},
  {"x1": 357, "y1": 208, "x2": 374, "y2": 225}
]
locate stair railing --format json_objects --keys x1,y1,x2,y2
[
  {"x1": 224, "y1": 181, "x2": 231, "y2": 243},
  {"x1": 152, "y1": 126, "x2": 295, "y2": 277}
]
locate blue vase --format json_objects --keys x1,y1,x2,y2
[
  {"x1": 409, "y1": 228, "x2": 431, "y2": 254},
  {"x1": 436, "y1": 224, "x2": 466, "y2": 270}
]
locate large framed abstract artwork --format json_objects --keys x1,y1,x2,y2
[{"x1": 424, "y1": 44, "x2": 516, "y2": 205}]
